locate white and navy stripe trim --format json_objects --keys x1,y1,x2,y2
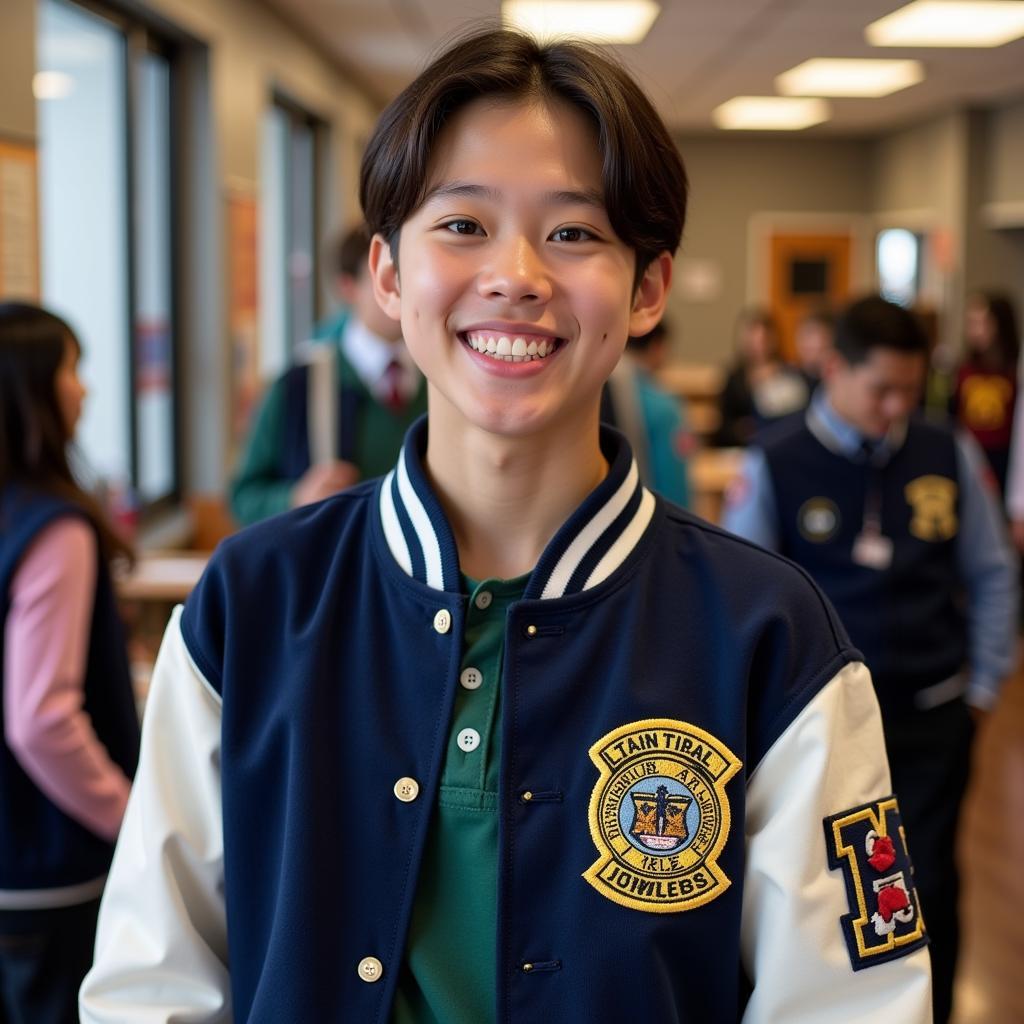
[{"x1": 377, "y1": 417, "x2": 656, "y2": 599}]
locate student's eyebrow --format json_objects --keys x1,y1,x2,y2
[{"x1": 423, "y1": 181, "x2": 606, "y2": 210}]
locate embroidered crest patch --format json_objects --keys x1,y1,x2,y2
[
  {"x1": 798, "y1": 497, "x2": 841, "y2": 542},
  {"x1": 823, "y1": 797, "x2": 928, "y2": 970},
  {"x1": 584, "y1": 719, "x2": 741, "y2": 914}
]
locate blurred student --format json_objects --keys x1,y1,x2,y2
[
  {"x1": 723, "y1": 295, "x2": 1017, "y2": 1024},
  {"x1": 0, "y1": 302, "x2": 140, "y2": 1023},
  {"x1": 713, "y1": 307, "x2": 807, "y2": 447},
  {"x1": 229, "y1": 225, "x2": 427, "y2": 525},
  {"x1": 601, "y1": 321, "x2": 691, "y2": 506},
  {"x1": 794, "y1": 307, "x2": 834, "y2": 394},
  {"x1": 951, "y1": 291, "x2": 1020, "y2": 495}
]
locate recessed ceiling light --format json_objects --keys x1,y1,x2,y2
[
  {"x1": 501, "y1": 1, "x2": 661, "y2": 44},
  {"x1": 777, "y1": 58, "x2": 925, "y2": 97},
  {"x1": 866, "y1": 1, "x2": 1024, "y2": 47},
  {"x1": 712, "y1": 96, "x2": 830, "y2": 131},
  {"x1": 33, "y1": 71, "x2": 75, "y2": 100}
]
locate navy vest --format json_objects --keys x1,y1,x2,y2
[
  {"x1": 761, "y1": 415, "x2": 966, "y2": 708},
  {"x1": 182, "y1": 420, "x2": 859, "y2": 1022},
  {"x1": 0, "y1": 488, "x2": 140, "y2": 890}
]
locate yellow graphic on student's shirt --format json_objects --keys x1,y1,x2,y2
[
  {"x1": 961, "y1": 375, "x2": 1012, "y2": 431},
  {"x1": 584, "y1": 719, "x2": 741, "y2": 914},
  {"x1": 904, "y1": 475, "x2": 958, "y2": 542}
]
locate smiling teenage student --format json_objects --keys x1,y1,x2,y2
[{"x1": 81, "y1": 30, "x2": 931, "y2": 1023}]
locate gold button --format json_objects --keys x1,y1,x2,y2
[
  {"x1": 357, "y1": 956, "x2": 383, "y2": 983},
  {"x1": 433, "y1": 609, "x2": 452, "y2": 634},
  {"x1": 526, "y1": 624, "x2": 538, "y2": 637},
  {"x1": 522, "y1": 962, "x2": 534, "y2": 973},
  {"x1": 393, "y1": 777, "x2": 420, "y2": 802},
  {"x1": 522, "y1": 791, "x2": 533, "y2": 802}
]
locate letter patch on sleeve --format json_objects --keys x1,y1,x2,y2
[
  {"x1": 823, "y1": 797, "x2": 928, "y2": 970},
  {"x1": 584, "y1": 719, "x2": 741, "y2": 914}
]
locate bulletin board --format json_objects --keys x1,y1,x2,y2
[{"x1": 0, "y1": 139, "x2": 40, "y2": 300}]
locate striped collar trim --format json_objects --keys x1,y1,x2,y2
[{"x1": 378, "y1": 417, "x2": 655, "y2": 599}]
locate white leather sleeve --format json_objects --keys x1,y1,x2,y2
[
  {"x1": 740, "y1": 661, "x2": 932, "y2": 1023},
  {"x1": 79, "y1": 607, "x2": 231, "y2": 1023}
]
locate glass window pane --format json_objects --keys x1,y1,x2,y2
[
  {"x1": 259, "y1": 105, "x2": 288, "y2": 378},
  {"x1": 37, "y1": 0, "x2": 131, "y2": 486},
  {"x1": 288, "y1": 119, "x2": 315, "y2": 347},
  {"x1": 133, "y1": 48, "x2": 175, "y2": 502}
]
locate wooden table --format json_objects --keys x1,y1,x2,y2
[{"x1": 115, "y1": 552, "x2": 208, "y2": 603}]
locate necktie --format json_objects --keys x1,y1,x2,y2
[{"x1": 382, "y1": 359, "x2": 405, "y2": 413}]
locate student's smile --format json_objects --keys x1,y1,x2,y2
[{"x1": 371, "y1": 95, "x2": 666, "y2": 440}]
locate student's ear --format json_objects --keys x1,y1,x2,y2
[
  {"x1": 628, "y1": 252, "x2": 673, "y2": 338},
  {"x1": 368, "y1": 233, "x2": 402, "y2": 320}
]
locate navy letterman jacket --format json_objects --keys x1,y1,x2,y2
[{"x1": 81, "y1": 421, "x2": 932, "y2": 1023}]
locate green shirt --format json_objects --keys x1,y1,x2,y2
[
  {"x1": 229, "y1": 325, "x2": 427, "y2": 525},
  {"x1": 391, "y1": 574, "x2": 527, "y2": 1024}
]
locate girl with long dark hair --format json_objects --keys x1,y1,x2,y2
[{"x1": 0, "y1": 302, "x2": 139, "y2": 1023}]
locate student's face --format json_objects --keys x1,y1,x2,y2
[
  {"x1": 369, "y1": 96, "x2": 670, "y2": 439},
  {"x1": 54, "y1": 337, "x2": 86, "y2": 437},
  {"x1": 825, "y1": 347, "x2": 926, "y2": 439}
]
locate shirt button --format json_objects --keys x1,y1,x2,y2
[
  {"x1": 393, "y1": 777, "x2": 420, "y2": 802},
  {"x1": 357, "y1": 956, "x2": 383, "y2": 983},
  {"x1": 433, "y1": 609, "x2": 452, "y2": 634},
  {"x1": 474, "y1": 590, "x2": 493, "y2": 610},
  {"x1": 457, "y1": 728, "x2": 481, "y2": 752},
  {"x1": 460, "y1": 667, "x2": 483, "y2": 690}
]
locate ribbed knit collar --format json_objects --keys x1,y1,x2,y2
[{"x1": 377, "y1": 416, "x2": 655, "y2": 599}]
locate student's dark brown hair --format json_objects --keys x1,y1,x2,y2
[
  {"x1": 0, "y1": 302, "x2": 133, "y2": 565},
  {"x1": 360, "y1": 28, "x2": 687, "y2": 289}
]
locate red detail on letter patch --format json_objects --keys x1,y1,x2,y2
[
  {"x1": 877, "y1": 884, "x2": 910, "y2": 923},
  {"x1": 868, "y1": 835, "x2": 896, "y2": 873}
]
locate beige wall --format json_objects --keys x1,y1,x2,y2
[
  {"x1": 669, "y1": 135, "x2": 873, "y2": 364},
  {"x1": 986, "y1": 97, "x2": 1024, "y2": 208}
]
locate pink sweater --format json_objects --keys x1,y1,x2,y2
[{"x1": 3, "y1": 517, "x2": 131, "y2": 842}]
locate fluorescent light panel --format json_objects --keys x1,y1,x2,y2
[
  {"x1": 867, "y1": 1, "x2": 1024, "y2": 47},
  {"x1": 712, "y1": 96, "x2": 830, "y2": 131},
  {"x1": 501, "y1": 1, "x2": 660, "y2": 44},
  {"x1": 777, "y1": 58, "x2": 924, "y2": 97}
]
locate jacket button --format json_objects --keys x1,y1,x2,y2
[
  {"x1": 433, "y1": 609, "x2": 452, "y2": 634},
  {"x1": 526, "y1": 624, "x2": 538, "y2": 637},
  {"x1": 357, "y1": 956, "x2": 383, "y2": 983},
  {"x1": 393, "y1": 777, "x2": 420, "y2": 802}
]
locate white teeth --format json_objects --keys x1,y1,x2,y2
[{"x1": 465, "y1": 332, "x2": 558, "y2": 363}]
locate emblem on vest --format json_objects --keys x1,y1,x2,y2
[
  {"x1": 904, "y1": 475, "x2": 958, "y2": 542},
  {"x1": 584, "y1": 719, "x2": 741, "y2": 914},
  {"x1": 798, "y1": 497, "x2": 841, "y2": 543},
  {"x1": 823, "y1": 797, "x2": 928, "y2": 970}
]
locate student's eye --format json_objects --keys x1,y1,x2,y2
[
  {"x1": 551, "y1": 226, "x2": 595, "y2": 243},
  {"x1": 442, "y1": 219, "x2": 482, "y2": 236}
]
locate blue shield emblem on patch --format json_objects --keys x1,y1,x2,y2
[{"x1": 629, "y1": 785, "x2": 691, "y2": 852}]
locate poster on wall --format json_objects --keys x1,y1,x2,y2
[
  {"x1": 0, "y1": 139, "x2": 40, "y2": 300},
  {"x1": 227, "y1": 187, "x2": 259, "y2": 446}
]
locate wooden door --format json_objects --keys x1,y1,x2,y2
[{"x1": 769, "y1": 233, "x2": 852, "y2": 361}]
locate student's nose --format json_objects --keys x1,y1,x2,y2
[{"x1": 477, "y1": 235, "x2": 552, "y2": 305}]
